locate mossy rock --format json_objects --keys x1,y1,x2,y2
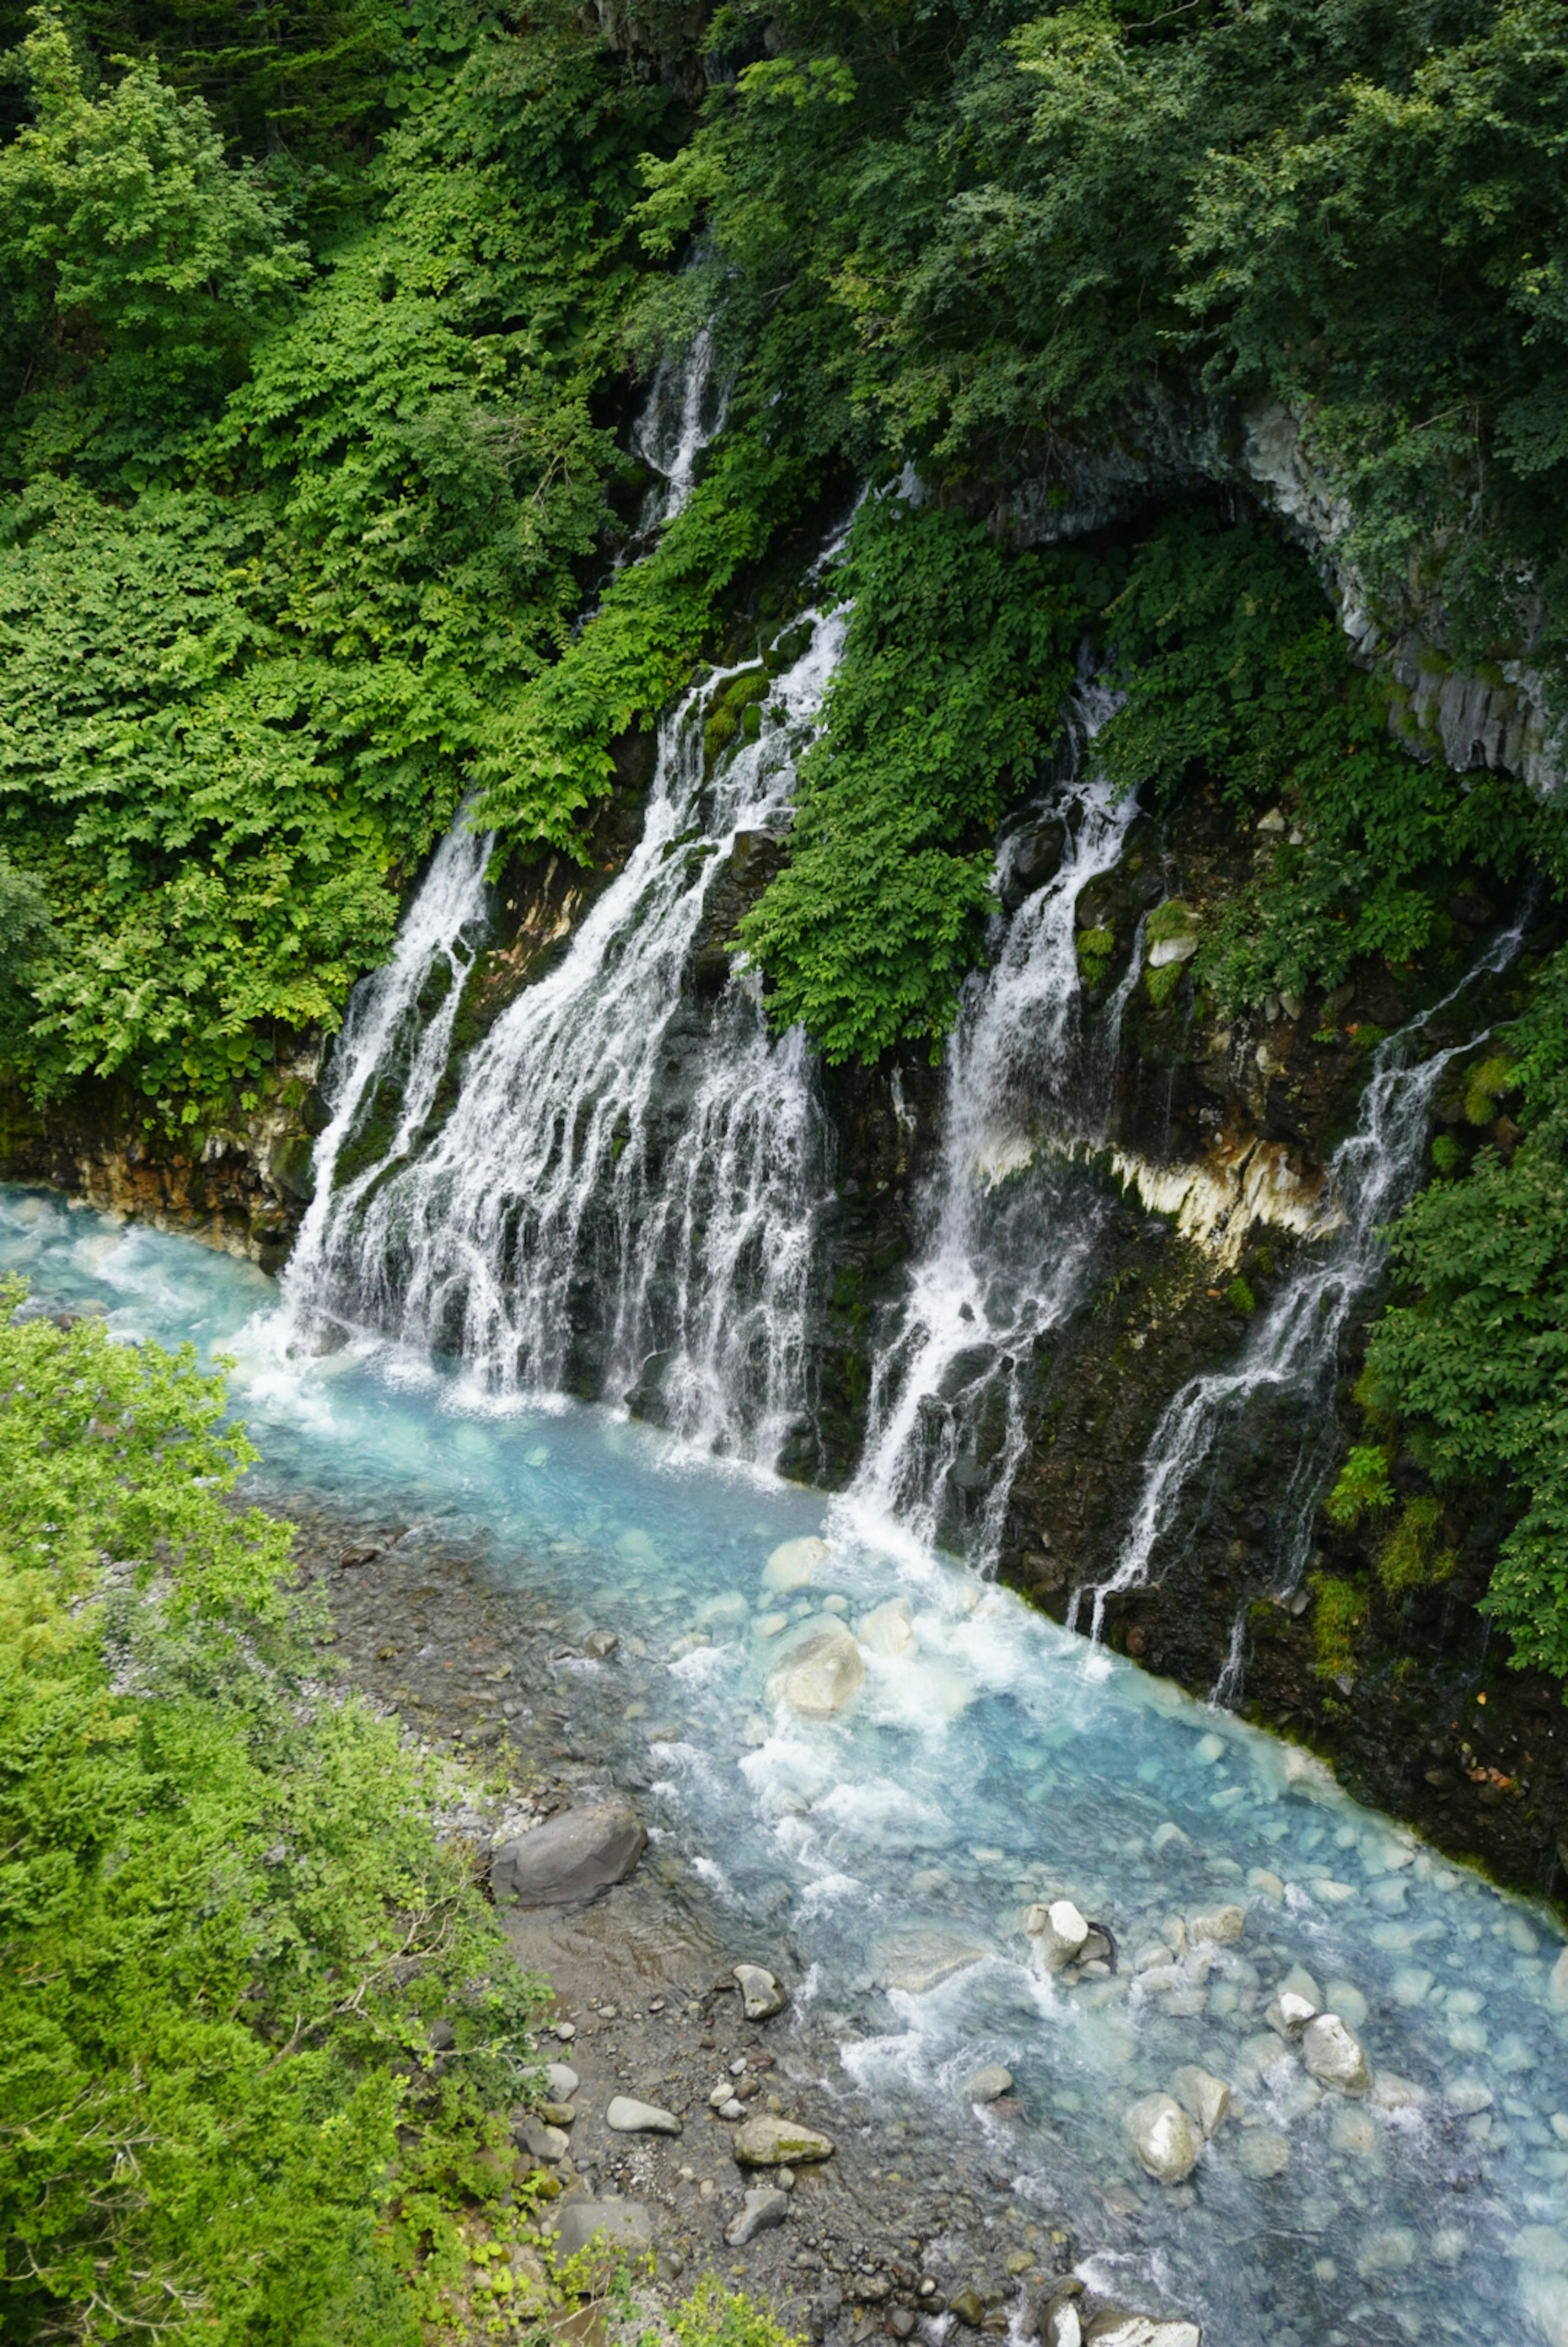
[{"x1": 703, "y1": 669, "x2": 769, "y2": 772}]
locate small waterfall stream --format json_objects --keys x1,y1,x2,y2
[
  {"x1": 1075, "y1": 913, "x2": 1530, "y2": 1673},
  {"x1": 841, "y1": 695, "x2": 1137, "y2": 1568}
]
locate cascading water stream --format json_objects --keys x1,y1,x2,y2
[
  {"x1": 838, "y1": 692, "x2": 1137, "y2": 1567},
  {"x1": 1074, "y1": 909, "x2": 1532, "y2": 1669},
  {"x1": 287, "y1": 608, "x2": 844, "y2": 1466}
]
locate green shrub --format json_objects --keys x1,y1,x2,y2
[
  {"x1": 1464, "y1": 1053, "x2": 1517, "y2": 1126},
  {"x1": 1431, "y1": 1133, "x2": 1466, "y2": 1177},
  {"x1": 673, "y1": 2278, "x2": 806, "y2": 2347},
  {"x1": 0, "y1": 1279, "x2": 545, "y2": 2344},
  {"x1": 1225, "y1": 1276, "x2": 1255, "y2": 1316},
  {"x1": 1325, "y1": 1443, "x2": 1395, "y2": 1527},
  {"x1": 1144, "y1": 960, "x2": 1184, "y2": 1010},
  {"x1": 1376, "y1": 1495, "x2": 1456, "y2": 1597},
  {"x1": 1310, "y1": 1574, "x2": 1366, "y2": 1680}
]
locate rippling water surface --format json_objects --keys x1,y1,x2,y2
[{"x1": 6, "y1": 1185, "x2": 1568, "y2": 2347}]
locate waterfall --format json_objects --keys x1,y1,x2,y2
[
  {"x1": 1076, "y1": 912, "x2": 1530, "y2": 1661},
  {"x1": 283, "y1": 820, "x2": 492, "y2": 1313},
  {"x1": 840, "y1": 693, "x2": 1137, "y2": 1565},
  {"x1": 287, "y1": 613, "x2": 844, "y2": 1461}
]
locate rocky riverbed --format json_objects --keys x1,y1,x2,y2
[{"x1": 283, "y1": 1496, "x2": 1203, "y2": 2347}]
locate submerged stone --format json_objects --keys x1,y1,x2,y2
[
  {"x1": 762, "y1": 1535, "x2": 830, "y2": 1592},
  {"x1": 1171, "y1": 2065, "x2": 1232, "y2": 2139},
  {"x1": 766, "y1": 1621, "x2": 864, "y2": 1716}
]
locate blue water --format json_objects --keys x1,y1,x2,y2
[{"x1": 7, "y1": 1183, "x2": 1568, "y2": 2347}]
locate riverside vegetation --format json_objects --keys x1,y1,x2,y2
[{"x1": 3, "y1": 0, "x2": 1568, "y2": 2314}]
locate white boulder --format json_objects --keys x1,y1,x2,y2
[
  {"x1": 858, "y1": 1597, "x2": 916, "y2": 1656},
  {"x1": 606, "y1": 2096, "x2": 681, "y2": 2135},
  {"x1": 1026, "y1": 1898, "x2": 1091, "y2": 1971},
  {"x1": 1125, "y1": 2093, "x2": 1200, "y2": 2184},
  {"x1": 1301, "y1": 2013, "x2": 1371, "y2": 2095}
]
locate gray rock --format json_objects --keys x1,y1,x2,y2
[
  {"x1": 1188, "y1": 1905, "x2": 1245, "y2": 1945},
  {"x1": 962, "y1": 2065, "x2": 1014, "y2": 2104},
  {"x1": 491, "y1": 1803, "x2": 646, "y2": 1909},
  {"x1": 547, "y1": 2200, "x2": 654, "y2": 2259},
  {"x1": 606, "y1": 2096, "x2": 680, "y2": 2135},
  {"x1": 719, "y1": 2098, "x2": 745, "y2": 2120},
  {"x1": 724, "y1": 2186, "x2": 791, "y2": 2247},
  {"x1": 586, "y1": 1630, "x2": 618, "y2": 1660},
  {"x1": 766, "y1": 1622, "x2": 864, "y2": 1717},
  {"x1": 546, "y1": 2062, "x2": 579, "y2": 2098},
  {"x1": 1125, "y1": 2093, "x2": 1200, "y2": 2184},
  {"x1": 1171, "y1": 2066, "x2": 1231, "y2": 2139},
  {"x1": 734, "y1": 1962, "x2": 787, "y2": 2020},
  {"x1": 1301, "y1": 2013, "x2": 1370, "y2": 2095},
  {"x1": 948, "y1": 2287, "x2": 985, "y2": 2327},
  {"x1": 520, "y1": 2119, "x2": 570, "y2": 2162},
  {"x1": 1043, "y1": 2289, "x2": 1085, "y2": 2347},
  {"x1": 732, "y1": 2114, "x2": 835, "y2": 2166}
]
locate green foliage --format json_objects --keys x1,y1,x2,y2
[
  {"x1": 1143, "y1": 959, "x2": 1183, "y2": 1010},
  {"x1": 672, "y1": 2278, "x2": 806, "y2": 2347},
  {"x1": 0, "y1": 1280, "x2": 546, "y2": 2341},
  {"x1": 0, "y1": 13, "x2": 310, "y2": 482},
  {"x1": 738, "y1": 495, "x2": 1082, "y2": 1062},
  {"x1": 1310, "y1": 1572, "x2": 1365, "y2": 1680},
  {"x1": 1089, "y1": 509, "x2": 1559, "y2": 1014},
  {"x1": 1431, "y1": 1133, "x2": 1467, "y2": 1176},
  {"x1": 1225, "y1": 1276, "x2": 1255, "y2": 1316},
  {"x1": 1464, "y1": 1052, "x2": 1517, "y2": 1125},
  {"x1": 0, "y1": 7, "x2": 676, "y2": 1107},
  {"x1": 1076, "y1": 926, "x2": 1114, "y2": 985},
  {"x1": 1376, "y1": 1493, "x2": 1455, "y2": 1597},
  {"x1": 1325, "y1": 1442, "x2": 1394, "y2": 1527},
  {"x1": 666, "y1": 0, "x2": 1568, "y2": 678}
]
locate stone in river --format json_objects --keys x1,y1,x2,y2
[
  {"x1": 1125, "y1": 2093, "x2": 1200, "y2": 2184},
  {"x1": 962, "y1": 2065, "x2": 1014, "y2": 2104},
  {"x1": 1446, "y1": 2076, "x2": 1494, "y2": 2116},
  {"x1": 1026, "y1": 1899, "x2": 1090, "y2": 1971},
  {"x1": 1301, "y1": 2013, "x2": 1371, "y2": 2095},
  {"x1": 1042, "y1": 2294, "x2": 1084, "y2": 2347},
  {"x1": 490, "y1": 1803, "x2": 646, "y2": 1908},
  {"x1": 1323, "y1": 1979, "x2": 1369, "y2": 2030},
  {"x1": 546, "y1": 2063, "x2": 579, "y2": 2098},
  {"x1": 765, "y1": 1622, "x2": 864, "y2": 1717},
  {"x1": 1265, "y1": 1991, "x2": 1317, "y2": 2038},
  {"x1": 947, "y1": 2288, "x2": 985, "y2": 2327},
  {"x1": 548, "y1": 2200, "x2": 653, "y2": 2258},
  {"x1": 1084, "y1": 2317, "x2": 1201, "y2": 2347},
  {"x1": 858, "y1": 1597, "x2": 916, "y2": 1656},
  {"x1": 1171, "y1": 2065, "x2": 1231, "y2": 2139},
  {"x1": 734, "y1": 1962, "x2": 787, "y2": 2020},
  {"x1": 873, "y1": 1925, "x2": 990, "y2": 1993},
  {"x1": 519, "y1": 2119, "x2": 570, "y2": 2162},
  {"x1": 1188, "y1": 1905, "x2": 1245, "y2": 1945},
  {"x1": 586, "y1": 1629, "x2": 618, "y2": 1659},
  {"x1": 762, "y1": 1536, "x2": 829, "y2": 1592},
  {"x1": 724, "y1": 2186, "x2": 790, "y2": 2247},
  {"x1": 1548, "y1": 1947, "x2": 1568, "y2": 2013},
  {"x1": 732, "y1": 2114, "x2": 835, "y2": 2166},
  {"x1": 606, "y1": 2096, "x2": 681, "y2": 2135}
]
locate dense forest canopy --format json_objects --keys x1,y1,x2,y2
[{"x1": 0, "y1": 0, "x2": 1566, "y2": 1661}]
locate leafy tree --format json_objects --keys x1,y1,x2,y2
[{"x1": 0, "y1": 11, "x2": 309, "y2": 482}]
